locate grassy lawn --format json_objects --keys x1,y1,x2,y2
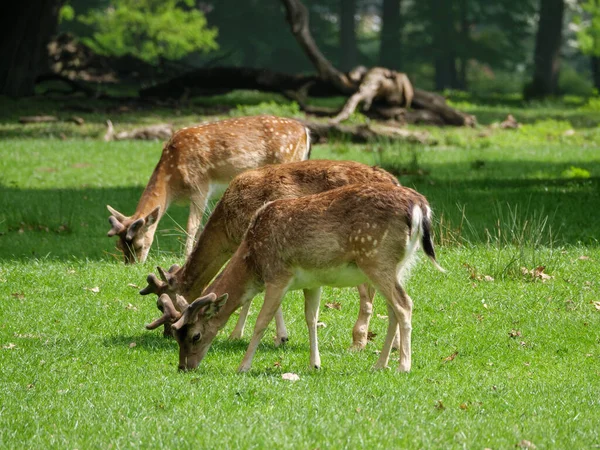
[{"x1": 1, "y1": 93, "x2": 599, "y2": 448}]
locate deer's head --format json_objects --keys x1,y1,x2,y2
[
  {"x1": 106, "y1": 205, "x2": 160, "y2": 264},
  {"x1": 147, "y1": 293, "x2": 228, "y2": 371}
]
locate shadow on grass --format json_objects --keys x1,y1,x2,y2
[
  {"x1": 1, "y1": 164, "x2": 599, "y2": 261},
  {"x1": 103, "y1": 333, "x2": 176, "y2": 352}
]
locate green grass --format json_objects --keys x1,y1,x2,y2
[{"x1": 1, "y1": 93, "x2": 600, "y2": 448}]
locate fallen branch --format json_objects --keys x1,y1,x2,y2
[
  {"x1": 104, "y1": 120, "x2": 173, "y2": 142},
  {"x1": 302, "y1": 120, "x2": 432, "y2": 145}
]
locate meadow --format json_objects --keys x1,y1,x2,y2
[{"x1": 0, "y1": 93, "x2": 599, "y2": 448}]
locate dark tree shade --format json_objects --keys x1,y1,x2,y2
[
  {"x1": 0, "y1": 0, "x2": 60, "y2": 97},
  {"x1": 524, "y1": 0, "x2": 564, "y2": 99},
  {"x1": 340, "y1": 0, "x2": 358, "y2": 71},
  {"x1": 379, "y1": 0, "x2": 403, "y2": 70},
  {"x1": 592, "y1": 57, "x2": 600, "y2": 92}
]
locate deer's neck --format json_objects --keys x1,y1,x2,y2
[
  {"x1": 204, "y1": 245, "x2": 262, "y2": 331},
  {"x1": 179, "y1": 210, "x2": 234, "y2": 299},
  {"x1": 133, "y1": 161, "x2": 171, "y2": 220}
]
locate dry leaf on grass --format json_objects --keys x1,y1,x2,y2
[
  {"x1": 273, "y1": 361, "x2": 281, "y2": 368},
  {"x1": 127, "y1": 283, "x2": 139, "y2": 289},
  {"x1": 85, "y1": 286, "x2": 100, "y2": 293},
  {"x1": 316, "y1": 322, "x2": 327, "y2": 328},
  {"x1": 593, "y1": 301, "x2": 600, "y2": 311},
  {"x1": 517, "y1": 440, "x2": 536, "y2": 449},
  {"x1": 325, "y1": 302, "x2": 342, "y2": 310},
  {"x1": 459, "y1": 402, "x2": 468, "y2": 410},
  {"x1": 11, "y1": 293, "x2": 25, "y2": 299},
  {"x1": 129, "y1": 342, "x2": 136, "y2": 348},
  {"x1": 521, "y1": 266, "x2": 554, "y2": 282},
  {"x1": 443, "y1": 351, "x2": 458, "y2": 362},
  {"x1": 281, "y1": 373, "x2": 300, "y2": 382},
  {"x1": 367, "y1": 331, "x2": 377, "y2": 341},
  {"x1": 434, "y1": 400, "x2": 445, "y2": 410},
  {"x1": 3, "y1": 343, "x2": 16, "y2": 350},
  {"x1": 126, "y1": 303, "x2": 138, "y2": 311},
  {"x1": 509, "y1": 329, "x2": 522, "y2": 338}
]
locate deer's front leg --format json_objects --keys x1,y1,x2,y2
[
  {"x1": 185, "y1": 191, "x2": 208, "y2": 257},
  {"x1": 303, "y1": 287, "x2": 322, "y2": 369},
  {"x1": 229, "y1": 300, "x2": 251, "y2": 340},
  {"x1": 238, "y1": 283, "x2": 288, "y2": 373}
]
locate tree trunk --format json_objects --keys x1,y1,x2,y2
[
  {"x1": 430, "y1": 0, "x2": 458, "y2": 91},
  {"x1": 456, "y1": 0, "x2": 469, "y2": 90},
  {"x1": 524, "y1": 0, "x2": 564, "y2": 100},
  {"x1": 591, "y1": 56, "x2": 600, "y2": 92},
  {"x1": 340, "y1": 0, "x2": 359, "y2": 71},
  {"x1": 379, "y1": 0, "x2": 403, "y2": 70},
  {"x1": 0, "y1": 0, "x2": 60, "y2": 97},
  {"x1": 280, "y1": 0, "x2": 353, "y2": 92}
]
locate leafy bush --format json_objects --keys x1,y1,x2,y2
[
  {"x1": 78, "y1": 0, "x2": 218, "y2": 64},
  {"x1": 232, "y1": 101, "x2": 303, "y2": 118}
]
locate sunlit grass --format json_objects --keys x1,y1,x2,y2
[{"x1": 1, "y1": 95, "x2": 599, "y2": 448}]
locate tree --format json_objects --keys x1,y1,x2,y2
[
  {"x1": 340, "y1": 0, "x2": 359, "y2": 71},
  {"x1": 575, "y1": 0, "x2": 600, "y2": 90},
  {"x1": 379, "y1": 0, "x2": 403, "y2": 70},
  {"x1": 524, "y1": 0, "x2": 565, "y2": 99},
  {"x1": 78, "y1": 0, "x2": 218, "y2": 64},
  {"x1": 0, "y1": 0, "x2": 61, "y2": 97}
]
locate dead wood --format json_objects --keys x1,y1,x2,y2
[
  {"x1": 330, "y1": 67, "x2": 414, "y2": 124},
  {"x1": 103, "y1": 120, "x2": 173, "y2": 142},
  {"x1": 19, "y1": 115, "x2": 58, "y2": 124},
  {"x1": 302, "y1": 120, "x2": 432, "y2": 145}
]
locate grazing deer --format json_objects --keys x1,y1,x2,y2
[
  {"x1": 106, "y1": 115, "x2": 311, "y2": 264},
  {"x1": 142, "y1": 160, "x2": 399, "y2": 349},
  {"x1": 148, "y1": 183, "x2": 444, "y2": 373}
]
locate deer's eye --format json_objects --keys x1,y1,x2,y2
[{"x1": 192, "y1": 333, "x2": 201, "y2": 343}]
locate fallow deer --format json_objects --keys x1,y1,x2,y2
[
  {"x1": 142, "y1": 160, "x2": 399, "y2": 349},
  {"x1": 106, "y1": 115, "x2": 311, "y2": 264},
  {"x1": 148, "y1": 183, "x2": 444, "y2": 373}
]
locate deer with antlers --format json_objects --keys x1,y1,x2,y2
[
  {"x1": 148, "y1": 183, "x2": 444, "y2": 373},
  {"x1": 106, "y1": 115, "x2": 311, "y2": 264},
  {"x1": 142, "y1": 160, "x2": 399, "y2": 349}
]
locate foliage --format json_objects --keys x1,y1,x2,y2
[
  {"x1": 575, "y1": 0, "x2": 600, "y2": 57},
  {"x1": 77, "y1": 0, "x2": 218, "y2": 63}
]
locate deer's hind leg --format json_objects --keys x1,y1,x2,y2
[{"x1": 361, "y1": 266, "x2": 413, "y2": 372}]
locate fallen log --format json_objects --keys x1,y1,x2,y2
[
  {"x1": 140, "y1": 66, "x2": 474, "y2": 127},
  {"x1": 302, "y1": 120, "x2": 432, "y2": 145}
]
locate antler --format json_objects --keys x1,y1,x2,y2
[
  {"x1": 139, "y1": 273, "x2": 167, "y2": 296},
  {"x1": 107, "y1": 216, "x2": 126, "y2": 237},
  {"x1": 145, "y1": 294, "x2": 183, "y2": 330}
]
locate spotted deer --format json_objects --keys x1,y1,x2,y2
[
  {"x1": 142, "y1": 160, "x2": 399, "y2": 349},
  {"x1": 106, "y1": 115, "x2": 311, "y2": 264},
  {"x1": 148, "y1": 183, "x2": 444, "y2": 373}
]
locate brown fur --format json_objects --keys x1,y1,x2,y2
[
  {"x1": 107, "y1": 115, "x2": 310, "y2": 264},
  {"x1": 143, "y1": 159, "x2": 399, "y2": 347},
  {"x1": 166, "y1": 183, "x2": 443, "y2": 373}
]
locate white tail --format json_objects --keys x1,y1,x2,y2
[
  {"x1": 142, "y1": 159, "x2": 399, "y2": 348},
  {"x1": 155, "y1": 183, "x2": 443, "y2": 373},
  {"x1": 106, "y1": 115, "x2": 311, "y2": 263}
]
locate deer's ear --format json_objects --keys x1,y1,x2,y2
[
  {"x1": 145, "y1": 206, "x2": 160, "y2": 227},
  {"x1": 201, "y1": 293, "x2": 228, "y2": 319},
  {"x1": 126, "y1": 218, "x2": 145, "y2": 241}
]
